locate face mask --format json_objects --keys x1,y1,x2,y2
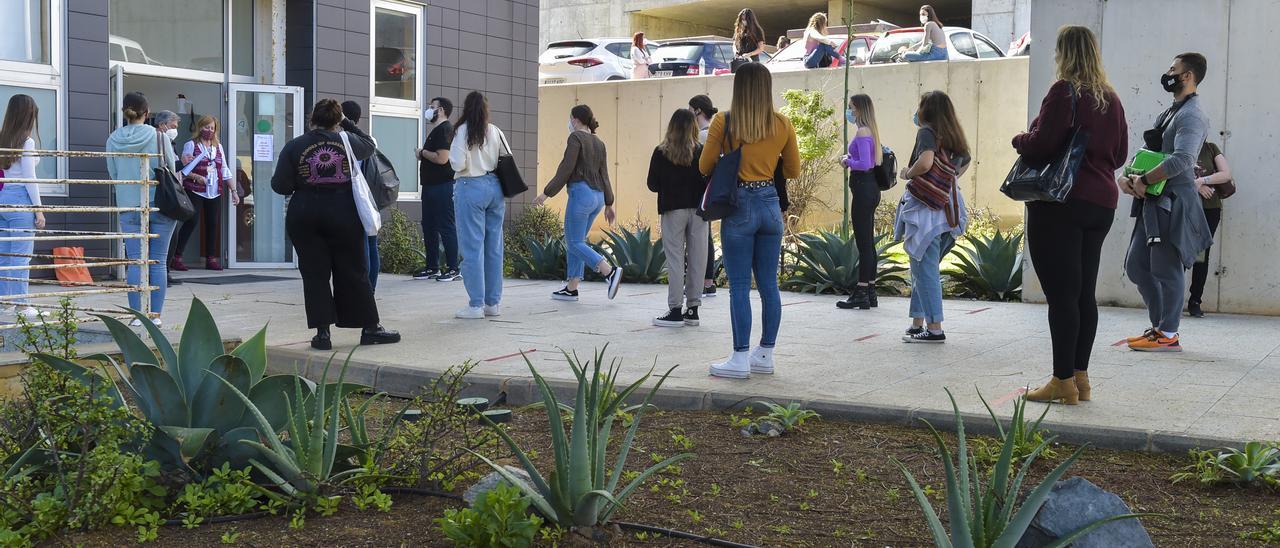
[
  {"x1": 846, "y1": 109, "x2": 856, "y2": 126},
  {"x1": 920, "y1": 15, "x2": 929, "y2": 25},
  {"x1": 1160, "y1": 72, "x2": 1186, "y2": 94},
  {"x1": 568, "y1": 120, "x2": 576, "y2": 133},
  {"x1": 424, "y1": 107, "x2": 437, "y2": 122},
  {"x1": 199, "y1": 128, "x2": 214, "y2": 140},
  {"x1": 912, "y1": 113, "x2": 921, "y2": 127},
  {"x1": 164, "y1": 128, "x2": 178, "y2": 141}
]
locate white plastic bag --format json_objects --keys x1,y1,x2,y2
[{"x1": 338, "y1": 131, "x2": 381, "y2": 236}]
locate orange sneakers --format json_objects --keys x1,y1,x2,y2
[
  {"x1": 1126, "y1": 327, "x2": 1157, "y2": 343},
  {"x1": 1128, "y1": 331, "x2": 1182, "y2": 352}
]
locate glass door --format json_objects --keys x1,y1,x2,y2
[{"x1": 227, "y1": 84, "x2": 303, "y2": 268}]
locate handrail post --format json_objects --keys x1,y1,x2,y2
[{"x1": 139, "y1": 154, "x2": 151, "y2": 319}]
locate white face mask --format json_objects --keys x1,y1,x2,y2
[
  {"x1": 920, "y1": 15, "x2": 929, "y2": 25},
  {"x1": 568, "y1": 119, "x2": 576, "y2": 133},
  {"x1": 424, "y1": 107, "x2": 437, "y2": 122},
  {"x1": 164, "y1": 128, "x2": 178, "y2": 141}
]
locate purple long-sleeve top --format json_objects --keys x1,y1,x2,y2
[{"x1": 843, "y1": 135, "x2": 875, "y2": 171}]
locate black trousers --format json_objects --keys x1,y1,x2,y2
[
  {"x1": 174, "y1": 191, "x2": 221, "y2": 257},
  {"x1": 704, "y1": 224, "x2": 716, "y2": 283},
  {"x1": 1188, "y1": 207, "x2": 1222, "y2": 304},
  {"x1": 850, "y1": 172, "x2": 881, "y2": 283},
  {"x1": 1026, "y1": 200, "x2": 1114, "y2": 380},
  {"x1": 286, "y1": 187, "x2": 379, "y2": 329}
]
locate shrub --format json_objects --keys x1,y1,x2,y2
[
  {"x1": 378, "y1": 208, "x2": 425, "y2": 275},
  {"x1": 945, "y1": 230, "x2": 1024, "y2": 301},
  {"x1": 779, "y1": 89, "x2": 839, "y2": 231},
  {"x1": 508, "y1": 236, "x2": 568, "y2": 281},
  {"x1": 1172, "y1": 442, "x2": 1280, "y2": 487},
  {"x1": 505, "y1": 205, "x2": 563, "y2": 260},
  {"x1": 600, "y1": 227, "x2": 666, "y2": 284},
  {"x1": 437, "y1": 483, "x2": 543, "y2": 548},
  {"x1": 782, "y1": 229, "x2": 907, "y2": 295}
]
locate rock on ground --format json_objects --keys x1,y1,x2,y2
[
  {"x1": 1016, "y1": 476, "x2": 1154, "y2": 548},
  {"x1": 463, "y1": 465, "x2": 535, "y2": 506}
]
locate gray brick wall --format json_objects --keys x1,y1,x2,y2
[
  {"x1": 289, "y1": 0, "x2": 373, "y2": 132},
  {"x1": 59, "y1": 0, "x2": 113, "y2": 261}
]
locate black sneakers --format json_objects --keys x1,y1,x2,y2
[
  {"x1": 702, "y1": 285, "x2": 717, "y2": 298},
  {"x1": 1188, "y1": 300, "x2": 1205, "y2": 318},
  {"x1": 435, "y1": 269, "x2": 461, "y2": 282},
  {"x1": 605, "y1": 266, "x2": 623, "y2": 299},
  {"x1": 654, "y1": 308, "x2": 684, "y2": 327},
  {"x1": 551, "y1": 287, "x2": 579, "y2": 301},
  {"x1": 412, "y1": 268, "x2": 439, "y2": 280},
  {"x1": 682, "y1": 307, "x2": 700, "y2": 326},
  {"x1": 903, "y1": 330, "x2": 946, "y2": 343}
]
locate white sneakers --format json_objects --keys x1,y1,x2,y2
[
  {"x1": 455, "y1": 306, "x2": 485, "y2": 319},
  {"x1": 710, "y1": 346, "x2": 775, "y2": 379},
  {"x1": 130, "y1": 317, "x2": 163, "y2": 328},
  {"x1": 483, "y1": 304, "x2": 501, "y2": 317}
]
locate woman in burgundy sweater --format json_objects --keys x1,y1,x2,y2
[{"x1": 1013, "y1": 26, "x2": 1128, "y2": 405}]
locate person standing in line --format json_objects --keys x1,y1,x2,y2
[
  {"x1": 648, "y1": 109, "x2": 708, "y2": 327},
  {"x1": 836, "y1": 94, "x2": 884, "y2": 310},
  {"x1": 450, "y1": 92, "x2": 509, "y2": 319},
  {"x1": 0, "y1": 94, "x2": 47, "y2": 321},
  {"x1": 1015, "y1": 26, "x2": 1128, "y2": 405},
  {"x1": 688, "y1": 94, "x2": 718, "y2": 297},
  {"x1": 699, "y1": 63, "x2": 800, "y2": 379},
  {"x1": 413, "y1": 97, "x2": 461, "y2": 282},
  {"x1": 1120, "y1": 53, "x2": 1213, "y2": 352},
  {"x1": 105, "y1": 92, "x2": 179, "y2": 326},
  {"x1": 339, "y1": 101, "x2": 387, "y2": 291},
  {"x1": 153, "y1": 110, "x2": 183, "y2": 287},
  {"x1": 271, "y1": 98, "x2": 400, "y2": 349},
  {"x1": 900, "y1": 5, "x2": 948, "y2": 63},
  {"x1": 631, "y1": 33, "x2": 652, "y2": 80},
  {"x1": 732, "y1": 8, "x2": 767, "y2": 69},
  {"x1": 532, "y1": 105, "x2": 623, "y2": 301},
  {"x1": 1187, "y1": 140, "x2": 1232, "y2": 318},
  {"x1": 172, "y1": 115, "x2": 237, "y2": 272},
  {"x1": 895, "y1": 91, "x2": 971, "y2": 343},
  {"x1": 802, "y1": 13, "x2": 843, "y2": 69}
]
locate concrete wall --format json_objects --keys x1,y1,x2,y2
[
  {"x1": 535, "y1": 57, "x2": 1028, "y2": 235},
  {"x1": 1024, "y1": 0, "x2": 1280, "y2": 315},
  {"x1": 627, "y1": 13, "x2": 732, "y2": 41},
  {"x1": 970, "y1": 0, "x2": 1031, "y2": 49}
]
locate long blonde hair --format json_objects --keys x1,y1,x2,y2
[
  {"x1": 192, "y1": 115, "x2": 222, "y2": 148},
  {"x1": 807, "y1": 13, "x2": 828, "y2": 33},
  {"x1": 1054, "y1": 25, "x2": 1114, "y2": 112},
  {"x1": 728, "y1": 63, "x2": 778, "y2": 144},
  {"x1": 849, "y1": 94, "x2": 882, "y2": 165},
  {"x1": 658, "y1": 109, "x2": 698, "y2": 166}
]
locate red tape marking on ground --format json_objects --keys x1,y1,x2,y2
[
  {"x1": 483, "y1": 349, "x2": 537, "y2": 362},
  {"x1": 966, "y1": 307, "x2": 992, "y2": 315},
  {"x1": 1111, "y1": 339, "x2": 1129, "y2": 347},
  {"x1": 990, "y1": 387, "x2": 1027, "y2": 407},
  {"x1": 855, "y1": 334, "x2": 879, "y2": 342},
  {"x1": 781, "y1": 300, "x2": 812, "y2": 307}
]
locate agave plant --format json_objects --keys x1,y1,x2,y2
[
  {"x1": 782, "y1": 230, "x2": 907, "y2": 295},
  {"x1": 32, "y1": 298, "x2": 308, "y2": 476},
  {"x1": 894, "y1": 389, "x2": 1143, "y2": 548},
  {"x1": 945, "y1": 230, "x2": 1024, "y2": 301},
  {"x1": 475, "y1": 348, "x2": 692, "y2": 528},
  {"x1": 1172, "y1": 442, "x2": 1280, "y2": 486},
  {"x1": 601, "y1": 227, "x2": 666, "y2": 284},
  {"x1": 508, "y1": 236, "x2": 568, "y2": 281}
]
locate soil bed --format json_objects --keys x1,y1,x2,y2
[{"x1": 63, "y1": 409, "x2": 1279, "y2": 547}]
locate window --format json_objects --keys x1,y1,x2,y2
[
  {"x1": 0, "y1": 0, "x2": 49, "y2": 64},
  {"x1": 974, "y1": 36, "x2": 1003, "y2": 59},
  {"x1": 605, "y1": 43, "x2": 630, "y2": 60},
  {"x1": 374, "y1": 8, "x2": 418, "y2": 101},
  {"x1": 0, "y1": 85, "x2": 59, "y2": 183},
  {"x1": 371, "y1": 116, "x2": 419, "y2": 193},
  {"x1": 232, "y1": 0, "x2": 254, "y2": 75},
  {"x1": 716, "y1": 44, "x2": 734, "y2": 63},
  {"x1": 848, "y1": 38, "x2": 870, "y2": 63},
  {"x1": 110, "y1": 0, "x2": 224, "y2": 73},
  {"x1": 950, "y1": 32, "x2": 977, "y2": 58}
]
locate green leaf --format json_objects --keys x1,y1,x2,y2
[
  {"x1": 229, "y1": 326, "x2": 269, "y2": 383},
  {"x1": 130, "y1": 363, "x2": 188, "y2": 426},
  {"x1": 190, "y1": 355, "x2": 251, "y2": 432},
  {"x1": 177, "y1": 297, "x2": 225, "y2": 398},
  {"x1": 120, "y1": 306, "x2": 180, "y2": 377},
  {"x1": 92, "y1": 313, "x2": 161, "y2": 369},
  {"x1": 894, "y1": 457, "x2": 953, "y2": 548},
  {"x1": 244, "y1": 374, "x2": 312, "y2": 433},
  {"x1": 157, "y1": 426, "x2": 217, "y2": 462},
  {"x1": 33, "y1": 353, "x2": 127, "y2": 409}
]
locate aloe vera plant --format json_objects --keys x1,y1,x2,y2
[
  {"x1": 31, "y1": 298, "x2": 307, "y2": 476},
  {"x1": 975, "y1": 390, "x2": 1054, "y2": 466},
  {"x1": 1172, "y1": 442, "x2": 1280, "y2": 486},
  {"x1": 945, "y1": 230, "x2": 1024, "y2": 301},
  {"x1": 782, "y1": 230, "x2": 907, "y2": 295},
  {"x1": 895, "y1": 389, "x2": 1143, "y2": 548},
  {"x1": 475, "y1": 348, "x2": 692, "y2": 528}
]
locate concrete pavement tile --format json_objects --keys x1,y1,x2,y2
[
  {"x1": 1149, "y1": 383, "x2": 1232, "y2": 404},
  {"x1": 1184, "y1": 413, "x2": 1280, "y2": 443},
  {"x1": 1205, "y1": 396, "x2": 1280, "y2": 420},
  {"x1": 1225, "y1": 379, "x2": 1280, "y2": 399}
]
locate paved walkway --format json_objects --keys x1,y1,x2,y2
[{"x1": 43, "y1": 270, "x2": 1280, "y2": 449}]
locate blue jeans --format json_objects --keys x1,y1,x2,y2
[
  {"x1": 908, "y1": 232, "x2": 953, "y2": 323},
  {"x1": 565, "y1": 182, "x2": 605, "y2": 280},
  {"x1": 904, "y1": 46, "x2": 948, "y2": 62},
  {"x1": 803, "y1": 43, "x2": 842, "y2": 68},
  {"x1": 366, "y1": 235, "x2": 380, "y2": 290},
  {"x1": 0, "y1": 185, "x2": 35, "y2": 304},
  {"x1": 120, "y1": 211, "x2": 177, "y2": 314},
  {"x1": 453, "y1": 174, "x2": 505, "y2": 308},
  {"x1": 421, "y1": 183, "x2": 459, "y2": 271},
  {"x1": 720, "y1": 186, "x2": 784, "y2": 352}
]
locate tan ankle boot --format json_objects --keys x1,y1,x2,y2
[
  {"x1": 1073, "y1": 371, "x2": 1091, "y2": 402},
  {"x1": 1025, "y1": 377, "x2": 1079, "y2": 405}
]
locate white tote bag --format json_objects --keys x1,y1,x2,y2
[{"x1": 339, "y1": 131, "x2": 381, "y2": 236}]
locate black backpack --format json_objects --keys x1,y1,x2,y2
[
  {"x1": 361, "y1": 150, "x2": 400, "y2": 210},
  {"x1": 872, "y1": 145, "x2": 898, "y2": 191}
]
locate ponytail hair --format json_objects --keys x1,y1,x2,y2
[
  {"x1": 570, "y1": 104, "x2": 600, "y2": 133},
  {"x1": 122, "y1": 91, "x2": 149, "y2": 123}
]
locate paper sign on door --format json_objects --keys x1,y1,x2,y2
[{"x1": 253, "y1": 134, "x2": 274, "y2": 161}]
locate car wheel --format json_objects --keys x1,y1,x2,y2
[{"x1": 607, "y1": 75, "x2": 625, "y2": 81}]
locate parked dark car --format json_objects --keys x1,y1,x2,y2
[{"x1": 648, "y1": 40, "x2": 735, "y2": 77}]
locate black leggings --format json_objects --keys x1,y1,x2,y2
[
  {"x1": 174, "y1": 191, "x2": 221, "y2": 258},
  {"x1": 1026, "y1": 200, "x2": 1114, "y2": 380},
  {"x1": 1188, "y1": 207, "x2": 1222, "y2": 304},
  {"x1": 850, "y1": 172, "x2": 880, "y2": 283}
]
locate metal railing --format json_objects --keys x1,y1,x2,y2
[{"x1": 0, "y1": 148, "x2": 156, "y2": 330}]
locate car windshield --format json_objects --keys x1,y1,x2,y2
[
  {"x1": 654, "y1": 44, "x2": 706, "y2": 62},
  {"x1": 869, "y1": 31, "x2": 923, "y2": 63},
  {"x1": 541, "y1": 42, "x2": 595, "y2": 63},
  {"x1": 771, "y1": 35, "x2": 847, "y2": 62}
]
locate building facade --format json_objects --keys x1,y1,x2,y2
[{"x1": 1, "y1": 0, "x2": 538, "y2": 271}]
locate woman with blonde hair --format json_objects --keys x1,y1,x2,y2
[
  {"x1": 631, "y1": 32, "x2": 652, "y2": 79},
  {"x1": 698, "y1": 62, "x2": 800, "y2": 379},
  {"x1": 647, "y1": 109, "x2": 707, "y2": 327},
  {"x1": 837, "y1": 94, "x2": 884, "y2": 310},
  {"x1": 802, "y1": 12, "x2": 843, "y2": 69},
  {"x1": 173, "y1": 114, "x2": 236, "y2": 271},
  {"x1": 1015, "y1": 25, "x2": 1127, "y2": 404}
]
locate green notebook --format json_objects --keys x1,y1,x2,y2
[{"x1": 1124, "y1": 148, "x2": 1170, "y2": 196}]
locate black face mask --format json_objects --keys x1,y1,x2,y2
[{"x1": 1160, "y1": 72, "x2": 1186, "y2": 94}]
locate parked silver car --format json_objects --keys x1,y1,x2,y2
[
  {"x1": 868, "y1": 26, "x2": 1005, "y2": 64},
  {"x1": 539, "y1": 38, "x2": 657, "y2": 84}
]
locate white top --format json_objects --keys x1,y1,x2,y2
[
  {"x1": 449, "y1": 123, "x2": 508, "y2": 178},
  {"x1": 180, "y1": 140, "x2": 233, "y2": 199},
  {"x1": 631, "y1": 45, "x2": 651, "y2": 65},
  {"x1": 0, "y1": 138, "x2": 42, "y2": 206}
]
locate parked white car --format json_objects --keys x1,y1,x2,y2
[
  {"x1": 868, "y1": 27, "x2": 1006, "y2": 64},
  {"x1": 539, "y1": 38, "x2": 657, "y2": 84}
]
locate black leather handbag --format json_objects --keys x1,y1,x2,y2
[
  {"x1": 494, "y1": 131, "x2": 528, "y2": 198},
  {"x1": 1001, "y1": 87, "x2": 1090, "y2": 202},
  {"x1": 153, "y1": 131, "x2": 195, "y2": 221}
]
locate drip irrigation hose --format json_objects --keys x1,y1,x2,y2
[
  {"x1": 162, "y1": 510, "x2": 270, "y2": 527},
  {"x1": 379, "y1": 487, "x2": 466, "y2": 501},
  {"x1": 614, "y1": 521, "x2": 760, "y2": 548}
]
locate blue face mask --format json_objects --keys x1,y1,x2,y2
[
  {"x1": 912, "y1": 113, "x2": 921, "y2": 127},
  {"x1": 846, "y1": 109, "x2": 856, "y2": 125}
]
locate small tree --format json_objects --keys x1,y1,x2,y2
[{"x1": 779, "y1": 89, "x2": 840, "y2": 233}]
